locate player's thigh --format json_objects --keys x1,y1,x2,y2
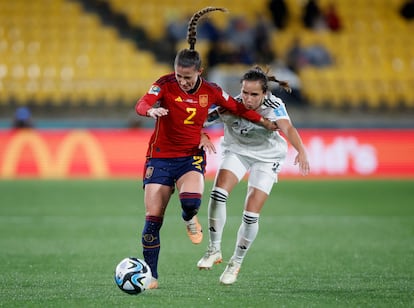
[
  {"x1": 176, "y1": 171, "x2": 204, "y2": 194},
  {"x1": 214, "y1": 169, "x2": 239, "y2": 193},
  {"x1": 245, "y1": 163, "x2": 275, "y2": 213},
  {"x1": 144, "y1": 183, "x2": 173, "y2": 216},
  {"x1": 244, "y1": 186, "x2": 269, "y2": 213},
  {"x1": 217, "y1": 152, "x2": 248, "y2": 183},
  {"x1": 248, "y1": 162, "x2": 277, "y2": 195}
]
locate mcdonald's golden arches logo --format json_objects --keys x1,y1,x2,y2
[{"x1": 1, "y1": 130, "x2": 109, "y2": 178}]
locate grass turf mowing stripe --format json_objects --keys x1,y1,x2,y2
[{"x1": 0, "y1": 179, "x2": 412, "y2": 307}]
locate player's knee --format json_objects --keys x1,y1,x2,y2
[{"x1": 179, "y1": 192, "x2": 201, "y2": 221}]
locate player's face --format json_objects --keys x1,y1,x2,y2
[
  {"x1": 241, "y1": 80, "x2": 265, "y2": 110},
  {"x1": 175, "y1": 65, "x2": 202, "y2": 92}
]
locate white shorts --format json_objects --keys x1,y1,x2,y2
[{"x1": 218, "y1": 152, "x2": 283, "y2": 195}]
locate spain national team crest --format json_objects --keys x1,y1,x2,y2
[
  {"x1": 145, "y1": 166, "x2": 154, "y2": 179},
  {"x1": 199, "y1": 95, "x2": 208, "y2": 107}
]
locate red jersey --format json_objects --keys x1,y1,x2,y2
[{"x1": 135, "y1": 73, "x2": 262, "y2": 158}]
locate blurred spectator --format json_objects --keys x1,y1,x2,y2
[
  {"x1": 400, "y1": 0, "x2": 414, "y2": 20},
  {"x1": 268, "y1": 0, "x2": 289, "y2": 29},
  {"x1": 324, "y1": 2, "x2": 342, "y2": 31},
  {"x1": 285, "y1": 37, "x2": 333, "y2": 73},
  {"x1": 198, "y1": 18, "x2": 221, "y2": 42},
  {"x1": 164, "y1": 13, "x2": 222, "y2": 61},
  {"x1": 306, "y1": 43, "x2": 333, "y2": 67},
  {"x1": 206, "y1": 38, "x2": 238, "y2": 67},
  {"x1": 13, "y1": 106, "x2": 33, "y2": 129},
  {"x1": 224, "y1": 16, "x2": 255, "y2": 64},
  {"x1": 285, "y1": 37, "x2": 308, "y2": 73},
  {"x1": 302, "y1": 0, "x2": 326, "y2": 30},
  {"x1": 165, "y1": 14, "x2": 188, "y2": 47},
  {"x1": 164, "y1": 13, "x2": 188, "y2": 58},
  {"x1": 207, "y1": 15, "x2": 275, "y2": 67},
  {"x1": 252, "y1": 14, "x2": 276, "y2": 64}
]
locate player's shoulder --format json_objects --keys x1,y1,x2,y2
[
  {"x1": 263, "y1": 93, "x2": 284, "y2": 109},
  {"x1": 155, "y1": 72, "x2": 176, "y2": 86},
  {"x1": 200, "y1": 78, "x2": 233, "y2": 103},
  {"x1": 261, "y1": 95, "x2": 288, "y2": 118},
  {"x1": 201, "y1": 78, "x2": 222, "y2": 92}
]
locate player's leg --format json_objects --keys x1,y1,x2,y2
[
  {"x1": 141, "y1": 159, "x2": 175, "y2": 288},
  {"x1": 220, "y1": 162, "x2": 275, "y2": 284},
  {"x1": 219, "y1": 188, "x2": 267, "y2": 285},
  {"x1": 141, "y1": 183, "x2": 173, "y2": 288},
  {"x1": 175, "y1": 153, "x2": 207, "y2": 245},
  {"x1": 177, "y1": 170, "x2": 205, "y2": 244},
  {"x1": 198, "y1": 153, "x2": 246, "y2": 269},
  {"x1": 231, "y1": 188, "x2": 268, "y2": 263}
]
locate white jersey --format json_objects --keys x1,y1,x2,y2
[{"x1": 205, "y1": 94, "x2": 290, "y2": 164}]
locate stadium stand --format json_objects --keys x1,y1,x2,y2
[
  {"x1": 0, "y1": 0, "x2": 412, "y2": 111},
  {"x1": 106, "y1": 0, "x2": 270, "y2": 39},
  {"x1": 276, "y1": 0, "x2": 414, "y2": 109},
  {"x1": 0, "y1": 0, "x2": 170, "y2": 107}
]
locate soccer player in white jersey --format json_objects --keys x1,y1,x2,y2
[{"x1": 197, "y1": 66, "x2": 310, "y2": 285}]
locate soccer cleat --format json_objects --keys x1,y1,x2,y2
[
  {"x1": 147, "y1": 277, "x2": 158, "y2": 289},
  {"x1": 219, "y1": 259, "x2": 241, "y2": 285},
  {"x1": 197, "y1": 246, "x2": 222, "y2": 269},
  {"x1": 185, "y1": 216, "x2": 203, "y2": 244}
]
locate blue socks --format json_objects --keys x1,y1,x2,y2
[
  {"x1": 180, "y1": 192, "x2": 202, "y2": 221},
  {"x1": 141, "y1": 215, "x2": 163, "y2": 279}
]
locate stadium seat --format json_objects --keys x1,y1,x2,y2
[
  {"x1": 0, "y1": 0, "x2": 413, "y2": 110},
  {"x1": 280, "y1": 0, "x2": 414, "y2": 109},
  {"x1": 0, "y1": 0, "x2": 170, "y2": 107}
]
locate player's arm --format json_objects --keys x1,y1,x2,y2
[
  {"x1": 204, "y1": 106, "x2": 227, "y2": 127},
  {"x1": 277, "y1": 118, "x2": 310, "y2": 176},
  {"x1": 135, "y1": 84, "x2": 169, "y2": 119},
  {"x1": 216, "y1": 91, "x2": 277, "y2": 130}
]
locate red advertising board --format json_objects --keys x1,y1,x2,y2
[{"x1": 0, "y1": 129, "x2": 413, "y2": 179}]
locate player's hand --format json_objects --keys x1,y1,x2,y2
[
  {"x1": 261, "y1": 118, "x2": 278, "y2": 131},
  {"x1": 199, "y1": 133, "x2": 216, "y2": 154},
  {"x1": 147, "y1": 107, "x2": 169, "y2": 119},
  {"x1": 294, "y1": 151, "x2": 310, "y2": 176}
]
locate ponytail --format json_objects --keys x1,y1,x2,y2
[
  {"x1": 175, "y1": 7, "x2": 227, "y2": 69},
  {"x1": 268, "y1": 75, "x2": 291, "y2": 93},
  {"x1": 187, "y1": 7, "x2": 227, "y2": 50}
]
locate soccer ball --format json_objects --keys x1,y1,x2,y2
[{"x1": 114, "y1": 257, "x2": 152, "y2": 295}]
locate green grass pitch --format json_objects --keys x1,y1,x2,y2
[{"x1": 0, "y1": 179, "x2": 413, "y2": 307}]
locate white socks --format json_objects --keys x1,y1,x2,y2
[
  {"x1": 232, "y1": 210, "x2": 259, "y2": 264},
  {"x1": 208, "y1": 187, "x2": 228, "y2": 251},
  {"x1": 208, "y1": 187, "x2": 260, "y2": 265}
]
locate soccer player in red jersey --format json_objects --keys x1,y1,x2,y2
[{"x1": 135, "y1": 7, "x2": 277, "y2": 289}]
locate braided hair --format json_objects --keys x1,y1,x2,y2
[
  {"x1": 175, "y1": 7, "x2": 227, "y2": 70},
  {"x1": 242, "y1": 65, "x2": 291, "y2": 93}
]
